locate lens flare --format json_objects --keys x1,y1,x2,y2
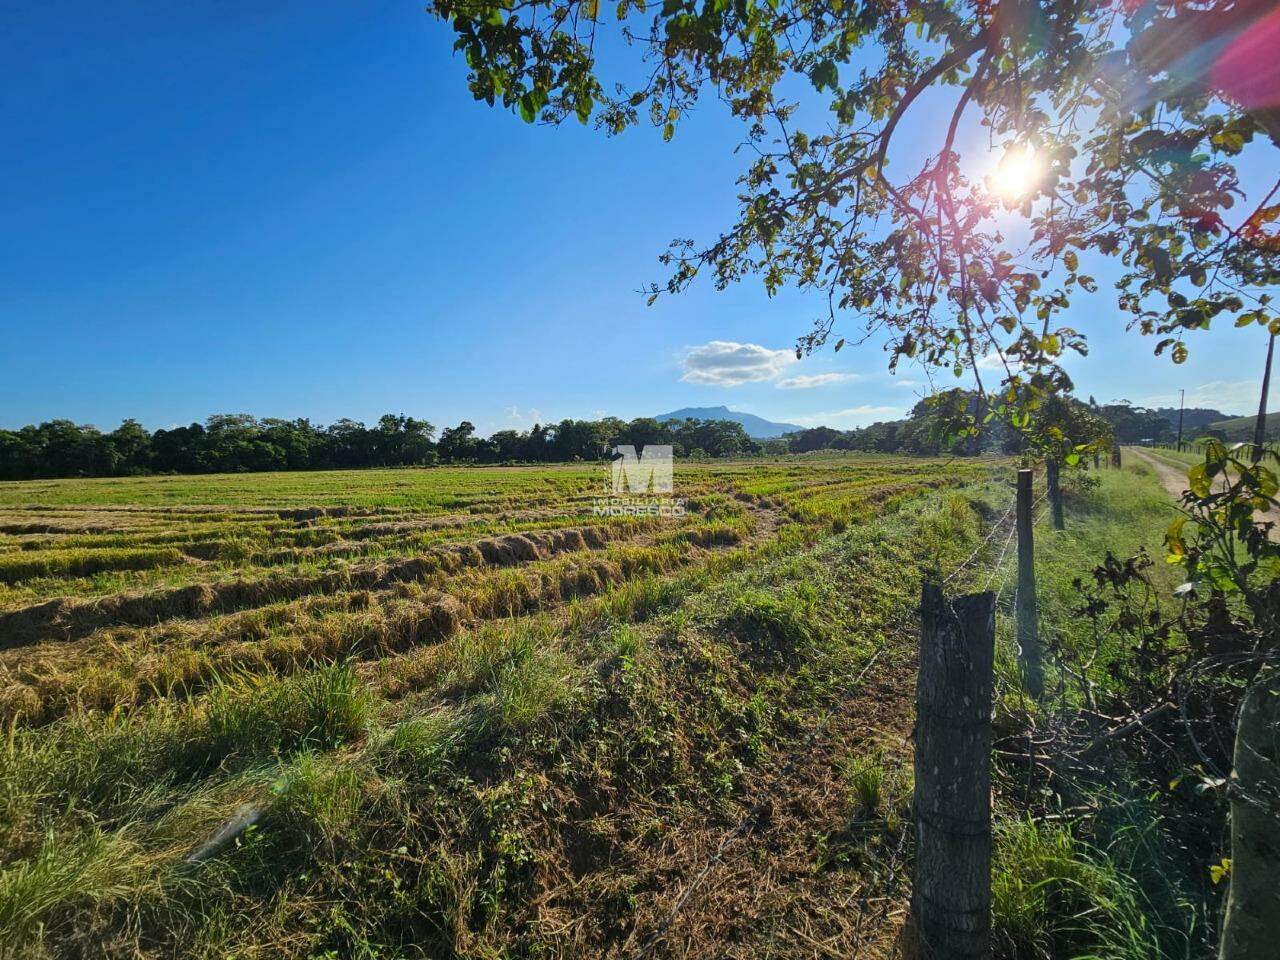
[{"x1": 989, "y1": 144, "x2": 1042, "y2": 202}]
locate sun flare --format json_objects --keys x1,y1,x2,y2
[{"x1": 989, "y1": 143, "x2": 1042, "y2": 202}]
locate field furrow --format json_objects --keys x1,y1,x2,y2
[{"x1": 0, "y1": 454, "x2": 1004, "y2": 958}]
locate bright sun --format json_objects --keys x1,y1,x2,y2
[{"x1": 988, "y1": 144, "x2": 1042, "y2": 202}]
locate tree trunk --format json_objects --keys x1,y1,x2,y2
[
  {"x1": 1252, "y1": 333, "x2": 1274, "y2": 461},
  {"x1": 1046, "y1": 459, "x2": 1065, "y2": 530},
  {"x1": 1219, "y1": 665, "x2": 1280, "y2": 960}
]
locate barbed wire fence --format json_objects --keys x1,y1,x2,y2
[{"x1": 624, "y1": 469, "x2": 1057, "y2": 958}]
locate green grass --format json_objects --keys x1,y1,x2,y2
[
  {"x1": 841, "y1": 751, "x2": 888, "y2": 819},
  {"x1": 0, "y1": 454, "x2": 1211, "y2": 959},
  {"x1": 0, "y1": 456, "x2": 1015, "y2": 957},
  {"x1": 985, "y1": 462, "x2": 1209, "y2": 957},
  {"x1": 1136, "y1": 445, "x2": 1205, "y2": 471},
  {"x1": 989, "y1": 463, "x2": 1180, "y2": 705},
  {"x1": 1203, "y1": 410, "x2": 1279, "y2": 442},
  {"x1": 992, "y1": 818, "x2": 1165, "y2": 960}
]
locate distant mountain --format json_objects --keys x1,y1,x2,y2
[{"x1": 654, "y1": 405, "x2": 805, "y2": 439}]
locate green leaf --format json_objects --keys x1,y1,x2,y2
[
  {"x1": 1210, "y1": 858, "x2": 1230, "y2": 885},
  {"x1": 811, "y1": 60, "x2": 839, "y2": 92},
  {"x1": 519, "y1": 93, "x2": 538, "y2": 123},
  {"x1": 1188, "y1": 463, "x2": 1211, "y2": 498}
]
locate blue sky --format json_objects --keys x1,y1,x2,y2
[{"x1": 2, "y1": 1, "x2": 1275, "y2": 436}]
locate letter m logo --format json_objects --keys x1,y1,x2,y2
[{"x1": 610, "y1": 445, "x2": 673, "y2": 494}]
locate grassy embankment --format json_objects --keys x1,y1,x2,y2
[{"x1": 987, "y1": 458, "x2": 1218, "y2": 960}]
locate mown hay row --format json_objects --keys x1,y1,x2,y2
[
  {"x1": 0, "y1": 521, "x2": 130, "y2": 535},
  {"x1": 0, "y1": 548, "x2": 189, "y2": 586},
  {"x1": 0, "y1": 586, "x2": 471, "y2": 728},
  {"x1": 0, "y1": 525, "x2": 628, "y2": 648},
  {"x1": 0, "y1": 523, "x2": 764, "y2": 726},
  {"x1": 0, "y1": 502, "x2": 390, "y2": 520}
]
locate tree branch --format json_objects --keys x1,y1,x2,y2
[{"x1": 873, "y1": 32, "x2": 989, "y2": 177}]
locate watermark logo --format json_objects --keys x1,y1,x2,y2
[
  {"x1": 609, "y1": 444, "x2": 674, "y2": 494},
  {"x1": 593, "y1": 444, "x2": 686, "y2": 517}
]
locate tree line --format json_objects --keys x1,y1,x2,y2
[
  {"x1": 0, "y1": 413, "x2": 767, "y2": 480},
  {"x1": 1, "y1": 393, "x2": 1149, "y2": 481},
  {"x1": 781, "y1": 389, "x2": 1124, "y2": 459}
]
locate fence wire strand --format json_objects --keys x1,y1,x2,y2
[{"x1": 629, "y1": 474, "x2": 1057, "y2": 958}]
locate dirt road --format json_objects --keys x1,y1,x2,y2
[
  {"x1": 1127, "y1": 447, "x2": 1190, "y2": 503},
  {"x1": 1128, "y1": 446, "x2": 1280, "y2": 532}
]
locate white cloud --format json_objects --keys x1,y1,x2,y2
[
  {"x1": 894, "y1": 378, "x2": 920, "y2": 387},
  {"x1": 976, "y1": 352, "x2": 1024, "y2": 373},
  {"x1": 1141, "y1": 379, "x2": 1276, "y2": 415},
  {"x1": 680, "y1": 340, "x2": 796, "y2": 387},
  {"x1": 775, "y1": 372, "x2": 860, "y2": 390},
  {"x1": 504, "y1": 405, "x2": 543, "y2": 424},
  {"x1": 976, "y1": 353, "x2": 1002, "y2": 370},
  {"x1": 792, "y1": 405, "x2": 904, "y2": 428}
]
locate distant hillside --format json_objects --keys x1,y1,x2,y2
[
  {"x1": 1095, "y1": 402, "x2": 1243, "y2": 444},
  {"x1": 1205, "y1": 411, "x2": 1280, "y2": 441},
  {"x1": 655, "y1": 405, "x2": 805, "y2": 439},
  {"x1": 1151, "y1": 406, "x2": 1237, "y2": 432}
]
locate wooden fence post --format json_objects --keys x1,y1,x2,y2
[
  {"x1": 1016, "y1": 469, "x2": 1043, "y2": 699},
  {"x1": 1045, "y1": 459, "x2": 1065, "y2": 530},
  {"x1": 1111, "y1": 446, "x2": 1122, "y2": 469},
  {"x1": 912, "y1": 582, "x2": 996, "y2": 960}
]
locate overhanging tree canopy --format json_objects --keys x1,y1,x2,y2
[{"x1": 427, "y1": 0, "x2": 1279, "y2": 427}]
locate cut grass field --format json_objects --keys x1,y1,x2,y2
[{"x1": 0, "y1": 455, "x2": 1193, "y2": 958}]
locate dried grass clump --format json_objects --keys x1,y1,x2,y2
[
  {"x1": 476, "y1": 534, "x2": 544, "y2": 566},
  {"x1": 675, "y1": 522, "x2": 745, "y2": 549},
  {"x1": 365, "y1": 594, "x2": 469, "y2": 655},
  {"x1": 0, "y1": 583, "x2": 219, "y2": 650}
]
